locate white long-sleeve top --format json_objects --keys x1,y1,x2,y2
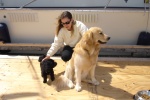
[{"x1": 47, "y1": 20, "x2": 88, "y2": 57}]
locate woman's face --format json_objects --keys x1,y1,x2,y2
[{"x1": 61, "y1": 17, "x2": 72, "y2": 31}]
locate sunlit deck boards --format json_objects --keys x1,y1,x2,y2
[{"x1": 0, "y1": 55, "x2": 150, "y2": 100}]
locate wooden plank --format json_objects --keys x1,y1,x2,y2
[
  {"x1": 100, "y1": 48, "x2": 150, "y2": 52},
  {"x1": 101, "y1": 45, "x2": 150, "y2": 49},
  {"x1": 0, "y1": 43, "x2": 150, "y2": 55},
  {"x1": 0, "y1": 43, "x2": 150, "y2": 49},
  {"x1": 0, "y1": 43, "x2": 51, "y2": 51},
  {"x1": 0, "y1": 43, "x2": 50, "y2": 47},
  {"x1": 100, "y1": 45, "x2": 150, "y2": 53}
]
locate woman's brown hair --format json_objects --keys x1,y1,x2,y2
[{"x1": 56, "y1": 11, "x2": 75, "y2": 36}]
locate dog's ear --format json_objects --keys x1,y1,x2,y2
[
  {"x1": 81, "y1": 30, "x2": 94, "y2": 48},
  {"x1": 38, "y1": 54, "x2": 46, "y2": 62},
  {"x1": 88, "y1": 30, "x2": 94, "y2": 43},
  {"x1": 53, "y1": 62, "x2": 57, "y2": 68},
  {"x1": 50, "y1": 59, "x2": 57, "y2": 68},
  {"x1": 53, "y1": 60, "x2": 57, "y2": 68},
  {"x1": 47, "y1": 59, "x2": 57, "y2": 68}
]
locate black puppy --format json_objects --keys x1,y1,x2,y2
[{"x1": 38, "y1": 55, "x2": 57, "y2": 83}]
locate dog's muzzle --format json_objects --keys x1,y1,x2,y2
[
  {"x1": 98, "y1": 37, "x2": 110, "y2": 44},
  {"x1": 98, "y1": 40, "x2": 107, "y2": 44}
]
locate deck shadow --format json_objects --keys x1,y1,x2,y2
[
  {"x1": 83, "y1": 65, "x2": 134, "y2": 100},
  {"x1": 1, "y1": 92, "x2": 39, "y2": 100}
]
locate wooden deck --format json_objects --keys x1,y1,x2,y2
[{"x1": 0, "y1": 55, "x2": 150, "y2": 100}]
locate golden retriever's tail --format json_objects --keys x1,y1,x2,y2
[{"x1": 52, "y1": 75, "x2": 74, "y2": 91}]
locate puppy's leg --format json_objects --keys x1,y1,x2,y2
[
  {"x1": 89, "y1": 65, "x2": 99, "y2": 85},
  {"x1": 75, "y1": 68, "x2": 82, "y2": 92},
  {"x1": 43, "y1": 72, "x2": 47, "y2": 83}
]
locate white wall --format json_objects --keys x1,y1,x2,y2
[{"x1": 0, "y1": 9, "x2": 150, "y2": 45}]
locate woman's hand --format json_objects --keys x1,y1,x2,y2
[{"x1": 42, "y1": 56, "x2": 50, "y2": 62}]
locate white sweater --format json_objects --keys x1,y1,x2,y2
[{"x1": 47, "y1": 20, "x2": 88, "y2": 57}]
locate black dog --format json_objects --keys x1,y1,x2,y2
[{"x1": 38, "y1": 55, "x2": 57, "y2": 83}]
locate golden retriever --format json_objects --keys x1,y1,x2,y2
[{"x1": 53, "y1": 27, "x2": 110, "y2": 92}]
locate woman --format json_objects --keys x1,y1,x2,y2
[{"x1": 43, "y1": 11, "x2": 88, "y2": 62}]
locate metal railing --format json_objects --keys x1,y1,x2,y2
[{"x1": 19, "y1": 0, "x2": 37, "y2": 9}]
